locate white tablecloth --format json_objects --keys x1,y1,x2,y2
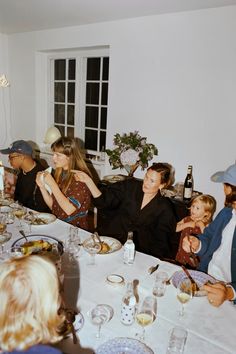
[{"x1": 5, "y1": 217, "x2": 236, "y2": 354}]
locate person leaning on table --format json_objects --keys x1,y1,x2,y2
[
  {"x1": 0, "y1": 255, "x2": 65, "y2": 353},
  {"x1": 183, "y1": 164, "x2": 236, "y2": 307},
  {"x1": 74, "y1": 162, "x2": 177, "y2": 260},
  {"x1": 0, "y1": 140, "x2": 50, "y2": 212}
]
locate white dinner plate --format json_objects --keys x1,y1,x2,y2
[
  {"x1": 11, "y1": 234, "x2": 64, "y2": 255},
  {"x1": 103, "y1": 175, "x2": 125, "y2": 183},
  {"x1": 96, "y1": 337, "x2": 154, "y2": 354},
  {"x1": 98, "y1": 236, "x2": 122, "y2": 254},
  {"x1": 172, "y1": 270, "x2": 216, "y2": 297},
  {"x1": 24, "y1": 212, "x2": 56, "y2": 225}
]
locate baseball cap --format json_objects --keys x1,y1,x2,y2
[
  {"x1": 0, "y1": 140, "x2": 33, "y2": 156},
  {"x1": 211, "y1": 164, "x2": 236, "y2": 186}
]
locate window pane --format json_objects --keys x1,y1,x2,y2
[
  {"x1": 55, "y1": 125, "x2": 65, "y2": 137},
  {"x1": 101, "y1": 83, "x2": 108, "y2": 105},
  {"x1": 55, "y1": 82, "x2": 65, "y2": 102},
  {"x1": 69, "y1": 59, "x2": 76, "y2": 80},
  {"x1": 67, "y1": 105, "x2": 74, "y2": 125},
  {"x1": 85, "y1": 129, "x2": 97, "y2": 150},
  {"x1": 55, "y1": 59, "x2": 66, "y2": 80},
  {"x1": 85, "y1": 106, "x2": 98, "y2": 128},
  {"x1": 67, "y1": 127, "x2": 74, "y2": 138},
  {"x1": 54, "y1": 104, "x2": 65, "y2": 124},
  {"x1": 87, "y1": 58, "x2": 100, "y2": 80},
  {"x1": 100, "y1": 131, "x2": 106, "y2": 151},
  {"x1": 103, "y1": 57, "x2": 109, "y2": 81},
  {"x1": 86, "y1": 83, "x2": 99, "y2": 104},
  {"x1": 68, "y1": 82, "x2": 75, "y2": 103},
  {"x1": 100, "y1": 107, "x2": 107, "y2": 129}
]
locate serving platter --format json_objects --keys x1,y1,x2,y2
[
  {"x1": 96, "y1": 337, "x2": 154, "y2": 354},
  {"x1": 172, "y1": 270, "x2": 216, "y2": 296},
  {"x1": 11, "y1": 234, "x2": 64, "y2": 255}
]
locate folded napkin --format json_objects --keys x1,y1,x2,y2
[{"x1": 41, "y1": 167, "x2": 52, "y2": 194}]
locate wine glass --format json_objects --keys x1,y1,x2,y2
[
  {"x1": 0, "y1": 231, "x2": 12, "y2": 260},
  {"x1": 83, "y1": 236, "x2": 101, "y2": 265},
  {"x1": 176, "y1": 279, "x2": 193, "y2": 317},
  {"x1": 136, "y1": 296, "x2": 155, "y2": 342},
  {"x1": 89, "y1": 304, "x2": 113, "y2": 338}
]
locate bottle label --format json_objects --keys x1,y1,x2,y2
[
  {"x1": 123, "y1": 243, "x2": 135, "y2": 265},
  {"x1": 121, "y1": 303, "x2": 136, "y2": 325},
  {"x1": 183, "y1": 187, "x2": 192, "y2": 199}
]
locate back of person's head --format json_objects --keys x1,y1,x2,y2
[
  {"x1": 0, "y1": 255, "x2": 65, "y2": 352},
  {"x1": 148, "y1": 162, "x2": 172, "y2": 188},
  {"x1": 191, "y1": 194, "x2": 216, "y2": 224}
]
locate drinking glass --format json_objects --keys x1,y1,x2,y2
[
  {"x1": 0, "y1": 231, "x2": 12, "y2": 260},
  {"x1": 153, "y1": 271, "x2": 168, "y2": 297},
  {"x1": 89, "y1": 304, "x2": 112, "y2": 338},
  {"x1": 136, "y1": 296, "x2": 155, "y2": 342},
  {"x1": 167, "y1": 326, "x2": 188, "y2": 354},
  {"x1": 83, "y1": 236, "x2": 101, "y2": 265},
  {"x1": 176, "y1": 279, "x2": 192, "y2": 317}
]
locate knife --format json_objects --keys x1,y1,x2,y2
[{"x1": 181, "y1": 265, "x2": 200, "y2": 293}]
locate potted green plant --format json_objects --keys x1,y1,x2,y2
[{"x1": 106, "y1": 131, "x2": 158, "y2": 177}]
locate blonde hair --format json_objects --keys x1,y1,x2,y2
[
  {"x1": 0, "y1": 255, "x2": 65, "y2": 351},
  {"x1": 51, "y1": 136, "x2": 92, "y2": 193},
  {"x1": 191, "y1": 194, "x2": 216, "y2": 224}
]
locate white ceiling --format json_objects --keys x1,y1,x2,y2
[{"x1": 0, "y1": 0, "x2": 236, "y2": 34}]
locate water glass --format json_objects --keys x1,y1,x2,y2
[
  {"x1": 166, "y1": 326, "x2": 188, "y2": 353},
  {"x1": 153, "y1": 271, "x2": 168, "y2": 297}
]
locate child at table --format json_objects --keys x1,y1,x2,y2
[{"x1": 175, "y1": 194, "x2": 216, "y2": 268}]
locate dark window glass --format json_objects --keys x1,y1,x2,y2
[
  {"x1": 102, "y1": 57, "x2": 109, "y2": 81},
  {"x1": 69, "y1": 59, "x2": 76, "y2": 80},
  {"x1": 67, "y1": 127, "x2": 74, "y2": 138},
  {"x1": 101, "y1": 83, "x2": 108, "y2": 105},
  {"x1": 55, "y1": 59, "x2": 66, "y2": 80},
  {"x1": 55, "y1": 82, "x2": 65, "y2": 102},
  {"x1": 87, "y1": 58, "x2": 100, "y2": 81},
  {"x1": 55, "y1": 125, "x2": 65, "y2": 137},
  {"x1": 54, "y1": 104, "x2": 65, "y2": 124},
  {"x1": 100, "y1": 131, "x2": 106, "y2": 151},
  {"x1": 85, "y1": 129, "x2": 97, "y2": 150},
  {"x1": 67, "y1": 105, "x2": 74, "y2": 125},
  {"x1": 85, "y1": 107, "x2": 98, "y2": 128},
  {"x1": 68, "y1": 82, "x2": 75, "y2": 103},
  {"x1": 100, "y1": 107, "x2": 107, "y2": 129},
  {"x1": 86, "y1": 83, "x2": 99, "y2": 104}
]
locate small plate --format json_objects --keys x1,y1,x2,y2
[
  {"x1": 103, "y1": 175, "x2": 125, "y2": 183},
  {"x1": 172, "y1": 270, "x2": 216, "y2": 296},
  {"x1": 74, "y1": 313, "x2": 84, "y2": 332},
  {"x1": 98, "y1": 236, "x2": 122, "y2": 254},
  {"x1": 106, "y1": 274, "x2": 125, "y2": 286},
  {"x1": 11, "y1": 234, "x2": 64, "y2": 255},
  {"x1": 24, "y1": 212, "x2": 56, "y2": 225},
  {"x1": 96, "y1": 337, "x2": 154, "y2": 354}
]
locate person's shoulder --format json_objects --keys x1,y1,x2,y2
[{"x1": 25, "y1": 344, "x2": 63, "y2": 354}]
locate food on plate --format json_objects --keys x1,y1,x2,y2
[
  {"x1": 31, "y1": 217, "x2": 48, "y2": 225},
  {"x1": 21, "y1": 239, "x2": 52, "y2": 255},
  {"x1": 99, "y1": 242, "x2": 111, "y2": 254}
]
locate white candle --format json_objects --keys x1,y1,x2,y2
[{"x1": 0, "y1": 161, "x2": 4, "y2": 192}]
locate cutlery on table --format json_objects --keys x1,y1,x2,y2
[
  {"x1": 181, "y1": 265, "x2": 200, "y2": 294},
  {"x1": 19, "y1": 229, "x2": 29, "y2": 242},
  {"x1": 148, "y1": 263, "x2": 159, "y2": 275}
]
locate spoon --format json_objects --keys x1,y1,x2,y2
[{"x1": 19, "y1": 229, "x2": 29, "y2": 242}]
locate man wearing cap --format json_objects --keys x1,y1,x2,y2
[
  {"x1": 183, "y1": 163, "x2": 236, "y2": 307},
  {"x1": 0, "y1": 140, "x2": 50, "y2": 212}
]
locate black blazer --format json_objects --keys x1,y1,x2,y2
[{"x1": 94, "y1": 178, "x2": 177, "y2": 259}]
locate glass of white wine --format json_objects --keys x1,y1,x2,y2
[
  {"x1": 136, "y1": 296, "x2": 155, "y2": 342},
  {"x1": 176, "y1": 279, "x2": 193, "y2": 317}
]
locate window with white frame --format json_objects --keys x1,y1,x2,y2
[{"x1": 50, "y1": 49, "x2": 109, "y2": 156}]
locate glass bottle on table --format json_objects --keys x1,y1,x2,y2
[
  {"x1": 123, "y1": 231, "x2": 135, "y2": 265},
  {"x1": 183, "y1": 165, "x2": 194, "y2": 202},
  {"x1": 121, "y1": 281, "x2": 137, "y2": 325}
]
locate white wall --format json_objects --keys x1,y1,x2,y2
[{"x1": 4, "y1": 5, "x2": 236, "y2": 213}]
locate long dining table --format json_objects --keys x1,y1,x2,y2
[{"x1": 5, "y1": 215, "x2": 236, "y2": 354}]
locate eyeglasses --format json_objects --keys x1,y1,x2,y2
[{"x1": 8, "y1": 155, "x2": 22, "y2": 160}]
